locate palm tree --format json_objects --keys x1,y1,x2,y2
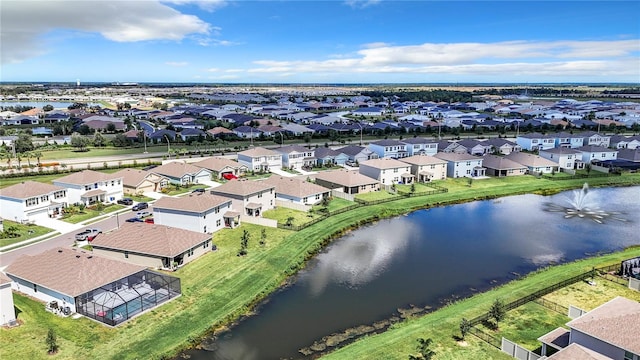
[{"x1": 33, "y1": 151, "x2": 42, "y2": 167}]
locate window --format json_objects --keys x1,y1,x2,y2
[
  {"x1": 26, "y1": 197, "x2": 39, "y2": 206},
  {"x1": 111, "y1": 181, "x2": 115, "y2": 186},
  {"x1": 41, "y1": 195, "x2": 49, "y2": 202},
  {"x1": 216, "y1": 219, "x2": 221, "y2": 227},
  {"x1": 94, "y1": 183, "x2": 98, "y2": 189},
  {"x1": 33, "y1": 284, "x2": 38, "y2": 293},
  {"x1": 466, "y1": 169, "x2": 471, "y2": 175},
  {"x1": 393, "y1": 168, "x2": 398, "y2": 173},
  {"x1": 624, "y1": 351, "x2": 635, "y2": 360},
  {"x1": 124, "y1": 251, "x2": 129, "y2": 259},
  {"x1": 85, "y1": 185, "x2": 92, "y2": 191},
  {"x1": 258, "y1": 193, "x2": 262, "y2": 198},
  {"x1": 214, "y1": 207, "x2": 219, "y2": 214},
  {"x1": 466, "y1": 161, "x2": 471, "y2": 166}
]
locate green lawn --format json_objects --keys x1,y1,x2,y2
[
  {"x1": 355, "y1": 189, "x2": 399, "y2": 202},
  {"x1": 395, "y1": 182, "x2": 439, "y2": 194},
  {"x1": 263, "y1": 207, "x2": 321, "y2": 227},
  {"x1": 128, "y1": 194, "x2": 154, "y2": 203},
  {"x1": 1, "y1": 174, "x2": 639, "y2": 360},
  {"x1": 315, "y1": 197, "x2": 357, "y2": 213},
  {"x1": 61, "y1": 204, "x2": 125, "y2": 224},
  {"x1": 0, "y1": 220, "x2": 54, "y2": 248},
  {"x1": 164, "y1": 183, "x2": 208, "y2": 196}
]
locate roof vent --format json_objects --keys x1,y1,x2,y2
[
  {"x1": 87, "y1": 256, "x2": 93, "y2": 259},
  {"x1": 76, "y1": 255, "x2": 80, "y2": 258},
  {"x1": 57, "y1": 249, "x2": 63, "y2": 253}
]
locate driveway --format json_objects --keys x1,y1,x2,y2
[
  {"x1": 33, "y1": 217, "x2": 84, "y2": 234},
  {"x1": 269, "y1": 167, "x2": 296, "y2": 177},
  {"x1": 144, "y1": 191, "x2": 166, "y2": 200},
  {"x1": 198, "y1": 179, "x2": 222, "y2": 188}
]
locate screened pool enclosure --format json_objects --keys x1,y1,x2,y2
[{"x1": 75, "y1": 269, "x2": 181, "y2": 326}]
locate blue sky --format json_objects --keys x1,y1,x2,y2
[{"x1": 1, "y1": 0, "x2": 639, "y2": 83}]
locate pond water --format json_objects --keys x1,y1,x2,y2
[{"x1": 185, "y1": 186, "x2": 640, "y2": 360}]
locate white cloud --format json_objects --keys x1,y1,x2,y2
[
  {"x1": 344, "y1": 0, "x2": 382, "y2": 9},
  {"x1": 244, "y1": 40, "x2": 639, "y2": 80},
  {"x1": 162, "y1": 0, "x2": 227, "y2": 12},
  {"x1": 166, "y1": 61, "x2": 189, "y2": 67},
  {"x1": 1, "y1": 0, "x2": 212, "y2": 64}
]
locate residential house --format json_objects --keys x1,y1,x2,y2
[
  {"x1": 539, "y1": 148, "x2": 584, "y2": 170},
  {"x1": 92, "y1": 223, "x2": 214, "y2": 269},
  {"x1": 456, "y1": 139, "x2": 493, "y2": 156},
  {"x1": 206, "y1": 127, "x2": 234, "y2": 138},
  {"x1": 337, "y1": 145, "x2": 379, "y2": 164},
  {"x1": 352, "y1": 107, "x2": 385, "y2": 116},
  {"x1": 437, "y1": 140, "x2": 468, "y2": 154},
  {"x1": 581, "y1": 132, "x2": 611, "y2": 148},
  {"x1": 505, "y1": 152, "x2": 558, "y2": 174},
  {"x1": 609, "y1": 135, "x2": 640, "y2": 150},
  {"x1": 314, "y1": 147, "x2": 349, "y2": 166},
  {"x1": 0, "y1": 272, "x2": 16, "y2": 326},
  {"x1": 313, "y1": 169, "x2": 380, "y2": 195},
  {"x1": 359, "y1": 158, "x2": 414, "y2": 185},
  {"x1": 617, "y1": 148, "x2": 640, "y2": 162},
  {"x1": 237, "y1": 147, "x2": 282, "y2": 172},
  {"x1": 434, "y1": 153, "x2": 485, "y2": 178},
  {"x1": 367, "y1": 139, "x2": 408, "y2": 159},
  {"x1": 262, "y1": 176, "x2": 330, "y2": 205},
  {"x1": 233, "y1": 125, "x2": 262, "y2": 139},
  {"x1": 151, "y1": 161, "x2": 212, "y2": 186},
  {"x1": 152, "y1": 194, "x2": 234, "y2": 233},
  {"x1": 538, "y1": 297, "x2": 640, "y2": 360},
  {"x1": 5, "y1": 247, "x2": 181, "y2": 326},
  {"x1": 149, "y1": 129, "x2": 176, "y2": 142},
  {"x1": 483, "y1": 138, "x2": 522, "y2": 155},
  {"x1": 112, "y1": 168, "x2": 169, "y2": 195},
  {"x1": 53, "y1": 170, "x2": 123, "y2": 205},
  {"x1": 556, "y1": 132, "x2": 587, "y2": 149},
  {"x1": 516, "y1": 133, "x2": 556, "y2": 151},
  {"x1": 481, "y1": 155, "x2": 528, "y2": 177},
  {"x1": 576, "y1": 146, "x2": 618, "y2": 164},
  {"x1": 0, "y1": 181, "x2": 67, "y2": 222},
  {"x1": 399, "y1": 155, "x2": 448, "y2": 182},
  {"x1": 275, "y1": 145, "x2": 316, "y2": 170},
  {"x1": 400, "y1": 138, "x2": 438, "y2": 156},
  {"x1": 210, "y1": 179, "x2": 275, "y2": 217},
  {"x1": 192, "y1": 156, "x2": 248, "y2": 180},
  {"x1": 179, "y1": 128, "x2": 206, "y2": 141}
]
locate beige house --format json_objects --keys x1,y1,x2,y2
[
  {"x1": 359, "y1": 158, "x2": 414, "y2": 185},
  {"x1": 192, "y1": 156, "x2": 248, "y2": 179},
  {"x1": 210, "y1": 179, "x2": 275, "y2": 217},
  {"x1": 262, "y1": 175, "x2": 330, "y2": 205},
  {"x1": 112, "y1": 168, "x2": 169, "y2": 195},
  {"x1": 505, "y1": 152, "x2": 559, "y2": 174},
  {"x1": 481, "y1": 155, "x2": 528, "y2": 177},
  {"x1": 314, "y1": 169, "x2": 380, "y2": 195},
  {"x1": 91, "y1": 222, "x2": 213, "y2": 269},
  {"x1": 399, "y1": 155, "x2": 448, "y2": 182},
  {"x1": 151, "y1": 161, "x2": 212, "y2": 186},
  {"x1": 237, "y1": 147, "x2": 282, "y2": 172}
]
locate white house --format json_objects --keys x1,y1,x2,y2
[
  {"x1": 210, "y1": 179, "x2": 276, "y2": 217},
  {"x1": 516, "y1": 133, "x2": 556, "y2": 151},
  {"x1": 262, "y1": 176, "x2": 330, "y2": 205},
  {"x1": 337, "y1": 145, "x2": 380, "y2": 164},
  {"x1": 53, "y1": 170, "x2": 123, "y2": 205},
  {"x1": 151, "y1": 161, "x2": 212, "y2": 186},
  {"x1": 400, "y1": 138, "x2": 438, "y2": 156},
  {"x1": 576, "y1": 146, "x2": 618, "y2": 164},
  {"x1": 152, "y1": 193, "x2": 234, "y2": 233},
  {"x1": 368, "y1": 139, "x2": 409, "y2": 159},
  {"x1": 434, "y1": 153, "x2": 485, "y2": 178},
  {"x1": 0, "y1": 181, "x2": 68, "y2": 222},
  {"x1": 359, "y1": 158, "x2": 414, "y2": 185},
  {"x1": 581, "y1": 132, "x2": 611, "y2": 148},
  {"x1": 0, "y1": 272, "x2": 16, "y2": 326},
  {"x1": 539, "y1": 148, "x2": 584, "y2": 170},
  {"x1": 399, "y1": 155, "x2": 448, "y2": 182},
  {"x1": 237, "y1": 147, "x2": 282, "y2": 172},
  {"x1": 275, "y1": 145, "x2": 316, "y2": 170},
  {"x1": 505, "y1": 152, "x2": 559, "y2": 174},
  {"x1": 192, "y1": 157, "x2": 248, "y2": 180}
]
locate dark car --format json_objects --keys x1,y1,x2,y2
[
  {"x1": 192, "y1": 188, "x2": 205, "y2": 194},
  {"x1": 132, "y1": 202, "x2": 148, "y2": 211},
  {"x1": 117, "y1": 198, "x2": 134, "y2": 206},
  {"x1": 125, "y1": 217, "x2": 143, "y2": 223}
]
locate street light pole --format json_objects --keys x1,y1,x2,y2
[
  {"x1": 164, "y1": 134, "x2": 171, "y2": 156},
  {"x1": 278, "y1": 131, "x2": 284, "y2": 145},
  {"x1": 143, "y1": 131, "x2": 148, "y2": 154},
  {"x1": 357, "y1": 122, "x2": 363, "y2": 146}
]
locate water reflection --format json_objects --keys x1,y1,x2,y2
[{"x1": 306, "y1": 218, "x2": 416, "y2": 296}]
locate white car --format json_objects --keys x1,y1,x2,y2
[{"x1": 136, "y1": 211, "x2": 152, "y2": 219}]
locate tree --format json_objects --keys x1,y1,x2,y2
[
  {"x1": 459, "y1": 318, "x2": 471, "y2": 341},
  {"x1": 489, "y1": 298, "x2": 506, "y2": 329},
  {"x1": 14, "y1": 133, "x2": 34, "y2": 153},
  {"x1": 93, "y1": 132, "x2": 106, "y2": 147},
  {"x1": 106, "y1": 122, "x2": 117, "y2": 133},
  {"x1": 77, "y1": 124, "x2": 92, "y2": 135},
  {"x1": 409, "y1": 338, "x2": 436, "y2": 360},
  {"x1": 42, "y1": 104, "x2": 54, "y2": 112},
  {"x1": 285, "y1": 216, "x2": 295, "y2": 228},
  {"x1": 70, "y1": 133, "x2": 90, "y2": 152},
  {"x1": 46, "y1": 328, "x2": 58, "y2": 354},
  {"x1": 410, "y1": 183, "x2": 416, "y2": 194},
  {"x1": 259, "y1": 228, "x2": 267, "y2": 246},
  {"x1": 238, "y1": 229, "x2": 250, "y2": 256},
  {"x1": 467, "y1": 177, "x2": 474, "y2": 187},
  {"x1": 33, "y1": 151, "x2": 42, "y2": 167}
]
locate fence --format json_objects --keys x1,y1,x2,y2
[
  {"x1": 533, "y1": 298, "x2": 568, "y2": 315},
  {"x1": 240, "y1": 215, "x2": 278, "y2": 228},
  {"x1": 276, "y1": 203, "x2": 361, "y2": 231},
  {"x1": 542, "y1": 171, "x2": 620, "y2": 181},
  {"x1": 330, "y1": 189, "x2": 355, "y2": 202},
  {"x1": 354, "y1": 185, "x2": 448, "y2": 206},
  {"x1": 568, "y1": 305, "x2": 587, "y2": 319},
  {"x1": 275, "y1": 200, "x2": 311, "y2": 212},
  {"x1": 630, "y1": 278, "x2": 640, "y2": 292},
  {"x1": 468, "y1": 326, "x2": 501, "y2": 348},
  {"x1": 501, "y1": 338, "x2": 542, "y2": 360}
]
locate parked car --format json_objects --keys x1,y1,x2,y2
[
  {"x1": 192, "y1": 188, "x2": 205, "y2": 194},
  {"x1": 222, "y1": 173, "x2": 238, "y2": 180},
  {"x1": 125, "y1": 217, "x2": 143, "y2": 223},
  {"x1": 144, "y1": 218, "x2": 154, "y2": 224},
  {"x1": 75, "y1": 228, "x2": 102, "y2": 241},
  {"x1": 117, "y1": 198, "x2": 134, "y2": 205},
  {"x1": 136, "y1": 211, "x2": 152, "y2": 219},
  {"x1": 132, "y1": 202, "x2": 148, "y2": 211}
]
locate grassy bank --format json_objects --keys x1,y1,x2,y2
[
  {"x1": 0, "y1": 220, "x2": 53, "y2": 248},
  {"x1": 320, "y1": 248, "x2": 640, "y2": 360},
  {"x1": 1, "y1": 174, "x2": 639, "y2": 360}
]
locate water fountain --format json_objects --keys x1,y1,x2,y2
[{"x1": 543, "y1": 183, "x2": 627, "y2": 223}]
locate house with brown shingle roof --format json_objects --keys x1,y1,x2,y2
[
  {"x1": 151, "y1": 161, "x2": 212, "y2": 186},
  {"x1": 237, "y1": 147, "x2": 282, "y2": 172},
  {"x1": 4, "y1": 247, "x2": 181, "y2": 326},
  {"x1": 0, "y1": 271, "x2": 16, "y2": 326},
  {"x1": 210, "y1": 179, "x2": 275, "y2": 217},
  {"x1": 192, "y1": 156, "x2": 248, "y2": 179},
  {"x1": 313, "y1": 169, "x2": 380, "y2": 195},
  {"x1": 481, "y1": 155, "x2": 528, "y2": 177},
  {"x1": 53, "y1": 170, "x2": 123, "y2": 205},
  {"x1": 112, "y1": 168, "x2": 169, "y2": 195},
  {"x1": 539, "y1": 297, "x2": 640, "y2": 359},
  {"x1": 505, "y1": 152, "x2": 559, "y2": 174},
  {"x1": 0, "y1": 181, "x2": 68, "y2": 222},
  {"x1": 359, "y1": 158, "x2": 414, "y2": 185},
  {"x1": 91, "y1": 222, "x2": 214, "y2": 269},
  {"x1": 152, "y1": 193, "x2": 235, "y2": 232},
  {"x1": 399, "y1": 154, "x2": 448, "y2": 182},
  {"x1": 262, "y1": 175, "x2": 330, "y2": 205}
]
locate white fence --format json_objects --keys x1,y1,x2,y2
[
  {"x1": 330, "y1": 189, "x2": 355, "y2": 202},
  {"x1": 501, "y1": 338, "x2": 542, "y2": 360},
  {"x1": 630, "y1": 278, "x2": 640, "y2": 292},
  {"x1": 568, "y1": 305, "x2": 587, "y2": 319},
  {"x1": 239, "y1": 215, "x2": 278, "y2": 228},
  {"x1": 275, "y1": 200, "x2": 311, "y2": 212}
]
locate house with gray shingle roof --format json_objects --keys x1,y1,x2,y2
[
  {"x1": 368, "y1": 139, "x2": 408, "y2": 159},
  {"x1": 192, "y1": 156, "x2": 248, "y2": 179},
  {"x1": 434, "y1": 152, "x2": 485, "y2": 178},
  {"x1": 151, "y1": 161, "x2": 212, "y2": 186},
  {"x1": 481, "y1": 155, "x2": 527, "y2": 177},
  {"x1": 262, "y1": 175, "x2": 330, "y2": 205},
  {"x1": 275, "y1": 145, "x2": 315, "y2": 170},
  {"x1": 313, "y1": 169, "x2": 380, "y2": 195}
]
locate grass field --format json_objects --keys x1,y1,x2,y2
[
  {"x1": 0, "y1": 220, "x2": 54, "y2": 248},
  {"x1": 355, "y1": 189, "x2": 399, "y2": 201},
  {"x1": 61, "y1": 204, "x2": 125, "y2": 224},
  {"x1": 1, "y1": 174, "x2": 639, "y2": 360}
]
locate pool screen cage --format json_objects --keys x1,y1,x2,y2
[
  {"x1": 75, "y1": 269, "x2": 181, "y2": 326},
  {"x1": 621, "y1": 257, "x2": 640, "y2": 280}
]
